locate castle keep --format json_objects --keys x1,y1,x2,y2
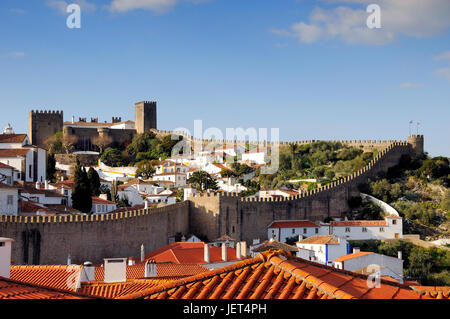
[{"x1": 28, "y1": 101, "x2": 158, "y2": 151}]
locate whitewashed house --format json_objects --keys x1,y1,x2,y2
[
  {"x1": 152, "y1": 172, "x2": 187, "y2": 188},
  {"x1": 0, "y1": 129, "x2": 46, "y2": 183},
  {"x1": 296, "y1": 235, "x2": 350, "y2": 266},
  {"x1": 0, "y1": 163, "x2": 14, "y2": 186},
  {"x1": 91, "y1": 196, "x2": 117, "y2": 214},
  {"x1": 267, "y1": 220, "x2": 323, "y2": 242},
  {"x1": 0, "y1": 183, "x2": 19, "y2": 216},
  {"x1": 241, "y1": 147, "x2": 270, "y2": 165},
  {"x1": 327, "y1": 215, "x2": 403, "y2": 240},
  {"x1": 333, "y1": 248, "x2": 404, "y2": 283},
  {"x1": 145, "y1": 189, "x2": 177, "y2": 205}
]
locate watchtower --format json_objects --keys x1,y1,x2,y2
[
  {"x1": 28, "y1": 110, "x2": 64, "y2": 148},
  {"x1": 407, "y1": 135, "x2": 424, "y2": 157},
  {"x1": 135, "y1": 101, "x2": 157, "y2": 134}
]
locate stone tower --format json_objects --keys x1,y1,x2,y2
[
  {"x1": 407, "y1": 135, "x2": 424, "y2": 157},
  {"x1": 135, "y1": 101, "x2": 157, "y2": 134},
  {"x1": 29, "y1": 110, "x2": 64, "y2": 148}
]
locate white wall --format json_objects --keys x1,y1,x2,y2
[
  {"x1": 0, "y1": 188, "x2": 19, "y2": 216},
  {"x1": 268, "y1": 226, "x2": 320, "y2": 243},
  {"x1": 0, "y1": 239, "x2": 13, "y2": 278}
]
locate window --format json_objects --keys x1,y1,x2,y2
[
  {"x1": 315, "y1": 228, "x2": 319, "y2": 234},
  {"x1": 362, "y1": 227, "x2": 367, "y2": 232},
  {"x1": 303, "y1": 228, "x2": 307, "y2": 234},
  {"x1": 0, "y1": 242, "x2": 5, "y2": 247},
  {"x1": 380, "y1": 227, "x2": 385, "y2": 232},
  {"x1": 232, "y1": 226, "x2": 235, "y2": 233},
  {"x1": 7, "y1": 195, "x2": 13, "y2": 205},
  {"x1": 392, "y1": 220, "x2": 397, "y2": 225},
  {"x1": 292, "y1": 228, "x2": 296, "y2": 234},
  {"x1": 29, "y1": 165, "x2": 32, "y2": 178},
  {"x1": 345, "y1": 227, "x2": 351, "y2": 233}
]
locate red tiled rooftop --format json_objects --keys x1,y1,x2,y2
[
  {"x1": 144, "y1": 242, "x2": 241, "y2": 264},
  {"x1": 268, "y1": 220, "x2": 319, "y2": 228},
  {"x1": 92, "y1": 196, "x2": 116, "y2": 204},
  {"x1": 297, "y1": 235, "x2": 341, "y2": 245},
  {"x1": 80, "y1": 279, "x2": 170, "y2": 298},
  {"x1": 0, "y1": 134, "x2": 27, "y2": 144},
  {"x1": 334, "y1": 252, "x2": 374, "y2": 262},
  {"x1": 116, "y1": 250, "x2": 448, "y2": 300},
  {"x1": 0, "y1": 149, "x2": 30, "y2": 158},
  {"x1": 0, "y1": 276, "x2": 95, "y2": 299},
  {"x1": 0, "y1": 162, "x2": 14, "y2": 169},
  {"x1": 10, "y1": 265, "x2": 82, "y2": 292}
]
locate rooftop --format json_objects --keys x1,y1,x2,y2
[
  {"x1": 297, "y1": 235, "x2": 341, "y2": 245},
  {"x1": 330, "y1": 220, "x2": 387, "y2": 227},
  {"x1": 116, "y1": 250, "x2": 446, "y2": 299},
  {"x1": 334, "y1": 252, "x2": 374, "y2": 262},
  {"x1": 268, "y1": 220, "x2": 319, "y2": 228},
  {"x1": 0, "y1": 134, "x2": 27, "y2": 144}
]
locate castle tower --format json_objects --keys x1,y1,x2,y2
[
  {"x1": 135, "y1": 101, "x2": 157, "y2": 134},
  {"x1": 29, "y1": 110, "x2": 64, "y2": 148},
  {"x1": 407, "y1": 135, "x2": 424, "y2": 157}
]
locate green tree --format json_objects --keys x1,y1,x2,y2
[
  {"x1": 136, "y1": 160, "x2": 156, "y2": 179},
  {"x1": 87, "y1": 167, "x2": 101, "y2": 196},
  {"x1": 419, "y1": 157, "x2": 450, "y2": 180},
  {"x1": 46, "y1": 153, "x2": 56, "y2": 183},
  {"x1": 71, "y1": 160, "x2": 93, "y2": 214},
  {"x1": 187, "y1": 171, "x2": 219, "y2": 191},
  {"x1": 405, "y1": 247, "x2": 434, "y2": 281},
  {"x1": 100, "y1": 148, "x2": 123, "y2": 167}
]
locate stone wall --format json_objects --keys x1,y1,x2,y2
[{"x1": 0, "y1": 202, "x2": 189, "y2": 265}]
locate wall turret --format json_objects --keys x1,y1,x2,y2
[{"x1": 407, "y1": 135, "x2": 424, "y2": 157}]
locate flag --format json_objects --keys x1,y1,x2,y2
[
  {"x1": 417, "y1": 122, "x2": 420, "y2": 125},
  {"x1": 409, "y1": 120, "x2": 413, "y2": 124}
]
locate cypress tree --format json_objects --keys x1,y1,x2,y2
[
  {"x1": 87, "y1": 167, "x2": 101, "y2": 196},
  {"x1": 46, "y1": 154, "x2": 56, "y2": 183},
  {"x1": 72, "y1": 160, "x2": 93, "y2": 214}
]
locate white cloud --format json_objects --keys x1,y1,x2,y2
[
  {"x1": 10, "y1": 8, "x2": 26, "y2": 14},
  {"x1": 108, "y1": 0, "x2": 210, "y2": 13},
  {"x1": 434, "y1": 68, "x2": 450, "y2": 81},
  {"x1": 434, "y1": 51, "x2": 450, "y2": 62},
  {"x1": 273, "y1": 0, "x2": 450, "y2": 45},
  {"x1": 399, "y1": 82, "x2": 425, "y2": 88},
  {"x1": 46, "y1": 0, "x2": 96, "y2": 15}
]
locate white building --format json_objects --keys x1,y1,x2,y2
[
  {"x1": 296, "y1": 235, "x2": 350, "y2": 266},
  {"x1": 333, "y1": 249, "x2": 404, "y2": 283},
  {"x1": 145, "y1": 189, "x2": 177, "y2": 206},
  {"x1": 204, "y1": 163, "x2": 230, "y2": 176},
  {"x1": 91, "y1": 196, "x2": 117, "y2": 214},
  {"x1": 152, "y1": 172, "x2": 187, "y2": 188},
  {"x1": 257, "y1": 189, "x2": 302, "y2": 200},
  {"x1": 0, "y1": 163, "x2": 14, "y2": 186},
  {"x1": 0, "y1": 183, "x2": 19, "y2": 216},
  {"x1": 0, "y1": 131, "x2": 46, "y2": 183},
  {"x1": 0, "y1": 237, "x2": 13, "y2": 279},
  {"x1": 267, "y1": 220, "x2": 323, "y2": 242},
  {"x1": 327, "y1": 215, "x2": 403, "y2": 240},
  {"x1": 241, "y1": 147, "x2": 270, "y2": 165}
]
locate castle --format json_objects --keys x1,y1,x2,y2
[
  {"x1": 28, "y1": 101, "x2": 157, "y2": 151},
  {"x1": 0, "y1": 100, "x2": 424, "y2": 264}
]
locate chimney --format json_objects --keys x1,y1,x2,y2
[
  {"x1": 72, "y1": 116, "x2": 75, "y2": 124},
  {"x1": 398, "y1": 251, "x2": 402, "y2": 260},
  {"x1": 240, "y1": 241, "x2": 247, "y2": 258},
  {"x1": 35, "y1": 182, "x2": 40, "y2": 190},
  {"x1": 353, "y1": 247, "x2": 360, "y2": 254},
  {"x1": 0, "y1": 238, "x2": 14, "y2": 279},
  {"x1": 128, "y1": 258, "x2": 135, "y2": 266},
  {"x1": 221, "y1": 243, "x2": 227, "y2": 262},
  {"x1": 204, "y1": 243, "x2": 210, "y2": 264},
  {"x1": 144, "y1": 199, "x2": 149, "y2": 209},
  {"x1": 79, "y1": 261, "x2": 95, "y2": 283},
  {"x1": 103, "y1": 258, "x2": 127, "y2": 283},
  {"x1": 140, "y1": 244, "x2": 145, "y2": 262},
  {"x1": 144, "y1": 260, "x2": 157, "y2": 278},
  {"x1": 44, "y1": 180, "x2": 49, "y2": 190},
  {"x1": 236, "y1": 242, "x2": 241, "y2": 260},
  {"x1": 67, "y1": 254, "x2": 71, "y2": 265}
]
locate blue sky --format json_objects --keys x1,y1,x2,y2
[{"x1": 1, "y1": 0, "x2": 449, "y2": 156}]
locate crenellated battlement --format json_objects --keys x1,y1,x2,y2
[{"x1": 30, "y1": 110, "x2": 63, "y2": 115}]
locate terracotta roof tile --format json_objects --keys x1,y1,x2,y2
[
  {"x1": 0, "y1": 149, "x2": 30, "y2": 158},
  {"x1": 0, "y1": 134, "x2": 27, "y2": 144},
  {"x1": 331, "y1": 220, "x2": 387, "y2": 227},
  {"x1": 297, "y1": 235, "x2": 341, "y2": 245},
  {"x1": 116, "y1": 250, "x2": 439, "y2": 300},
  {"x1": 268, "y1": 220, "x2": 319, "y2": 228},
  {"x1": 0, "y1": 276, "x2": 95, "y2": 299},
  {"x1": 334, "y1": 252, "x2": 374, "y2": 262}
]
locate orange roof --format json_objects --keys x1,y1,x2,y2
[
  {"x1": 0, "y1": 162, "x2": 14, "y2": 169},
  {"x1": 0, "y1": 134, "x2": 27, "y2": 144},
  {"x1": 93, "y1": 263, "x2": 209, "y2": 281},
  {"x1": 252, "y1": 240, "x2": 299, "y2": 253},
  {"x1": 20, "y1": 201, "x2": 61, "y2": 214},
  {"x1": 116, "y1": 250, "x2": 442, "y2": 299},
  {"x1": 334, "y1": 252, "x2": 374, "y2": 262},
  {"x1": 80, "y1": 279, "x2": 170, "y2": 298},
  {"x1": 0, "y1": 148, "x2": 30, "y2": 158},
  {"x1": 297, "y1": 235, "x2": 341, "y2": 245},
  {"x1": 10, "y1": 265, "x2": 82, "y2": 292},
  {"x1": 331, "y1": 220, "x2": 387, "y2": 227},
  {"x1": 144, "y1": 242, "x2": 241, "y2": 264},
  {"x1": 269, "y1": 220, "x2": 319, "y2": 228},
  {"x1": 0, "y1": 276, "x2": 95, "y2": 299}
]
